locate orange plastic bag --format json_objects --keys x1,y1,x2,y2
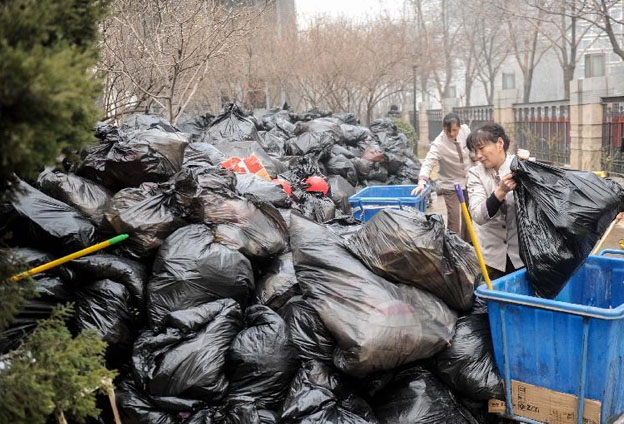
[{"x1": 221, "y1": 154, "x2": 271, "y2": 181}]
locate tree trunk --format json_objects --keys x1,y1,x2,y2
[
  {"x1": 464, "y1": 74, "x2": 473, "y2": 106},
  {"x1": 563, "y1": 64, "x2": 574, "y2": 100}
]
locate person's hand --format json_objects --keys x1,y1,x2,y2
[
  {"x1": 616, "y1": 212, "x2": 624, "y2": 223},
  {"x1": 494, "y1": 173, "x2": 517, "y2": 201},
  {"x1": 411, "y1": 184, "x2": 426, "y2": 196},
  {"x1": 517, "y1": 149, "x2": 530, "y2": 160}
]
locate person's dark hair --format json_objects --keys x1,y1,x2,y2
[
  {"x1": 442, "y1": 112, "x2": 461, "y2": 130},
  {"x1": 466, "y1": 122, "x2": 511, "y2": 152}
]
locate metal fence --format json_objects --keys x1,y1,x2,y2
[
  {"x1": 602, "y1": 97, "x2": 624, "y2": 175},
  {"x1": 427, "y1": 109, "x2": 442, "y2": 142},
  {"x1": 513, "y1": 100, "x2": 570, "y2": 166},
  {"x1": 452, "y1": 105, "x2": 494, "y2": 130}
]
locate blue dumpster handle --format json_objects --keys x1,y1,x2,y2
[{"x1": 599, "y1": 249, "x2": 624, "y2": 256}]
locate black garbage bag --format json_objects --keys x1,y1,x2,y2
[
  {"x1": 75, "y1": 134, "x2": 118, "y2": 189},
  {"x1": 290, "y1": 214, "x2": 457, "y2": 376},
  {"x1": 353, "y1": 159, "x2": 388, "y2": 183},
  {"x1": 121, "y1": 114, "x2": 178, "y2": 133},
  {"x1": 235, "y1": 174, "x2": 291, "y2": 208},
  {"x1": 148, "y1": 224, "x2": 254, "y2": 325},
  {"x1": 225, "y1": 305, "x2": 300, "y2": 409},
  {"x1": 117, "y1": 378, "x2": 204, "y2": 424},
  {"x1": 104, "y1": 185, "x2": 186, "y2": 260},
  {"x1": 333, "y1": 113, "x2": 359, "y2": 125},
  {"x1": 368, "y1": 119, "x2": 397, "y2": 137},
  {"x1": 1, "y1": 179, "x2": 96, "y2": 252},
  {"x1": 256, "y1": 252, "x2": 299, "y2": 309},
  {"x1": 300, "y1": 194, "x2": 336, "y2": 223},
  {"x1": 325, "y1": 216, "x2": 363, "y2": 240},
  {"x1": 340, "y1": 124, "x2": 371, "y2": 146},
  {"x1": 186, "y1": 404, "x2": 278, "y2": 424},
  {"x1": 258, "y1": 131, "x2": 288, "y2": 157},
  {"x1": 279, "y1": 296, "x2": 336, "y2": 363},
  {"x1": 69, "y1": 253, "x2": 147, "y2": 307},
  {"x1": 280, "y1": 360, "x2": 378, "y2": 424},
  {"x1": 177, "y1": 113, "x2": 214, "y2": 142},
  {"x1": 372, "y1": 366, "x2": 479, "y2": 424},
  {"x1": 396, "y1": 160, "x2": 421, "y2": 183},
  {"x1": 133, "y1": 299, "x2": 243, "y2": 399},
  {"x1": 0, "y1": 248, "x2": 74, "y2": 353},
  {"x1": 347, "y1": 210, "x2": 477, "y2": 312},
  {"x1": 104, "y1": 128, "x2": 189, "y2": 190},
  {"x1": 427, "y1": 302, "x2": 504, "y2": 401},
  {"x1": 37, "y1": 168, "x2": 112, "y2": 225},
  {"x1": 75, "y1": 279, "x2": 136, "y2": 347},
  {"x1": 213, "y1": 200, "x2": 288, "y2": 260},
  {"x1": 511, "y1": 157, "x2": 624, "y2": 298},
  {"x1": 326, "y1": 155, "x2": 358, "y2": 186},
  {"x1": 183, "y1": 143, "x2": 226, "y2": 168},
  {"x1": 202, "y1": 104, "x2": 261, "y2": 144},
  {"x1": 328, "y1": 175, "x2": 356, "y2": 214}
]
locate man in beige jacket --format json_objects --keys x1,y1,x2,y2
[{"x1": 412, "y1": 113, "x2": 474, "y2": 241}]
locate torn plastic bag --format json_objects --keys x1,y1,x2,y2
[
  {"x1": 325, "y1": 155, "x2": 358, "y2": 186},
  {"x1": 104, "y1": 129, "x2": 189, "y2": 190},
  {"x1": 133, "y1": 299, "x2": 243, "y2": 399},
  {"x1": 37, "y1": 168, "x2": 112, "y2": 225},
  {"x1": 280, "y1": 360, "x2": 378, "y2": 424},
  {"x1": 0, "y1": 248, "x2": 74, "y2": 353},
  {"x1": 372, "y1": 366, "x2": 479, "y2": 424},
  {"x1": 225, "y1": 305, "x2": 300, "y2": 409},
  {"x1": 1, "y1": 179, "x2": 96, "y2": 251},
  {"x1": 121, "y1": 114, "x2": 178, "y2": 133},
  {"x1": 279, "y1": 296, "x2": 336, "y2": 363},
  {"x1": 235, "y1": 174, "x2": 291, "y2": 208},
  {"x1": 327, "y1": 175, "x2": 356, "y2": 214},
  {"x1": 202, "y1": 104, "x2": 260, "y2": 144},
  {"x1": 105, "y1": 185, "x2": 185, "y2": 260},
  {"x1": 427, "y1": 303, "x2": 504, "y2": 401},
  {"x1": 183, "y1": 143, "x2": 226, "y2": 168},
  {"x1": 300, "y1": 194, "x2": 335, "y2": 223},
  {"x1": 255, "y1": 252, "x2": 299, "y2": 309},
  {"x1": 215, "y1": 140, "x2": 284, "y2": 177},
  {"x1": 148, "y1": 224, "x2": 254, "y2": 325},
  {"x1": 69, "y1": 253, "x2": 147, "y2": 307},
  {"x1": 347, "y1": 210, "x2": 477, "y2": 312},
  {"x1": 76, "y1": 279, "x2": 136, "y2": 347},
  {"x1": 117, "y1": 378, "x2": 204, "y2": 424},
  {"x1": 177, "y1": 113, "x2": 214, "y2": 142},
  {"x1": 290, "y1": 214, "x2": 457, "y2": 376},
  {"x1": 511, "y1": 157, "x2": 624, "y2": 298}
]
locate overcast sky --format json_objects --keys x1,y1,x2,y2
[{"x1": 295, "y1": 0, "x2": 406, "y2": 27}]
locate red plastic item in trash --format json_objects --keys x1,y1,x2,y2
[
  {"x1": 221, "y1": 154, "x2": 271, "y2": 181},
  {"x1": 272, "y1": 179, "x2": 292, "y2": 197},
  {"x1": 304, "y1": 176, "x2": 328, "y2": 195}
]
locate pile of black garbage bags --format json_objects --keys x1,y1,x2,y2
[{"x1": 1, "y1": 105, "x2": 508, "y2": 424}]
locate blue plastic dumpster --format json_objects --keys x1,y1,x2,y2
[
  {"x1": 348, "y1": 185, "x2": 430, "y2": 222},
  {"x1": 476, "y1": 250, "x2": 624, "y2": 424}
]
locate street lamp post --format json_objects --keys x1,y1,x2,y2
[{"x1": 412, "y1": 65, "x2": 419, "y2": 157}]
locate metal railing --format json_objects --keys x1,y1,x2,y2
[
  {"x1": 427, "y1": 109, "x2": 442, "y2": 142},
  {"x1": 513, "y1": 100, "x2": 570, "y2": 166},
  {"x1": 453, "y1": 105, "x2": 494, "y2": 130},
  {"x1": 602, "y1": 97, "x2": 624, "y2": 175}
]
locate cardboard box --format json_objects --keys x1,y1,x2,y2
[{"x1": 488, "y1": 380, "x2": 601, "y2": 424}]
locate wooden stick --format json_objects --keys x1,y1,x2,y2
[{"x1": 106, "y1": 382, "x2": 123, "y2": 424}]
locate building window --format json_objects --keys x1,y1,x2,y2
[
  {"x1": 447, "y1": 85, "x2": 456, "y2": 98},
  {"x1": 502, "y1": 72, "x2": 515, "y2": 89},
  {"x1": 585, "y1": 54, "x2": 605, "y2": 78}
]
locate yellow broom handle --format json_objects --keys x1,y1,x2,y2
[
  {"x1": 454, "y1": 184, "x2": 492, "y2": 290},
  {"x1": 10, "y1": 234, "x2": 129, "y2": 282}
]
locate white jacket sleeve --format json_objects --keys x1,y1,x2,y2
[
  {"x1": 466, "y1": 167, "x2": 489, "y2": 226},
  {"x1": 418, "y1": 136, "x2": 442, "y2": 181}
]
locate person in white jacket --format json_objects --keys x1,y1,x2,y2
[
  {"x1": 412, "y1": 113, "x2": 474, "y2": 241},
  {"x1": 465, "y1": 122, "x2": 529, "y2": 279}
]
